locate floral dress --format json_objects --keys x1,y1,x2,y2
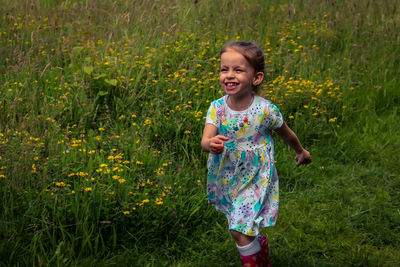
[{"x1": 205, "y1": 95, "x2": 283, "y2": 236}]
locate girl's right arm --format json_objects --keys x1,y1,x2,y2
[{"x1": 201, "y1": 124, "x2": 228, "y2": 154}]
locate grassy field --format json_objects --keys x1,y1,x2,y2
[{"x1": 0, "y1": 0, "x2": 399, "y2": 266}]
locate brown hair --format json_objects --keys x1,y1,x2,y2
[{"x1": 220, "y1": 41, "x2": 265, "y2": 91}]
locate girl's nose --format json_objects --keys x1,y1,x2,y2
[{"x1": 227, "y1": 70, "x2": 235, "y2": 78}]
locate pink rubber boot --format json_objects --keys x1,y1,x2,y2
[
  {"x1": 258, "y1": 235, "x2": 272, "y2": 267},
  {"x1": 239, "y1": 250, "x2": 264, "y2": 267}
]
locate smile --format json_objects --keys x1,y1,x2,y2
[{"x1": 225, "y1": 82, "x2": 238, "y2": 87}]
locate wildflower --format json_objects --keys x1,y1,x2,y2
[
  {"x1": 32, "y1": 164, "x2": 37, "y2": 173},
  {"x1": 55, "y1": 182, "x2": 66, "y2": 187},
  {"x1": 118, "y1": 178, "x2": 126, "y2": 184},
  {"x1": 184, "y1": 130, "x2": 191, "y2": 134},
  {"x1": 329, "y1": 117, "x2": 337, "y2": 123},
  {"x1": 123, "y1": 211, "x2": 130, "y2": 215},
  {"x1": 0, "y1": 174, "x2": 5, "y2": 178},
  {"x1": 84, "y1": 187, "x2": 92, "y2": 192}
]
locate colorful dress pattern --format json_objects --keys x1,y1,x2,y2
[{"x1": 205, "y1": 95, "x2": 283, "y2": 236}]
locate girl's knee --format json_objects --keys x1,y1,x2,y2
[{"x1": 230, "y1": 230, "x2": 255, "y2": 246}]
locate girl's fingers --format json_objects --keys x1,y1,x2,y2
[{"x1": 218, "y1": 135, "x2": 229, "y2": 141}]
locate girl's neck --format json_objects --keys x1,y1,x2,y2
[{"x1": 227, "y1": 94, "x2": 255, "y2": 111}]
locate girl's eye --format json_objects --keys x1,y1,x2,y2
[
  {"x1": 236, "y1": 69, "x2": 243, "y2": 73},
  {"x1": 220, "y1": 69, "x2": 227, "y2": 72}
]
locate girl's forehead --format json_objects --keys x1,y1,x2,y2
[{"x1": 220, "y1": 49, "x2": 249, "y2": 65}]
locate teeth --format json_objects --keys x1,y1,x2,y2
[{"x1": 227, "y1": 83, "x2": 236, "y2": 86}]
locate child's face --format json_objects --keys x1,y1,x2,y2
[{"x1": 219, "y1": 48, "x2": 263, "y2": 98}]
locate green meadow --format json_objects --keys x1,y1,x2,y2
[{"x1": 0, "y1": 0, "x2": 399, "y2": 266}]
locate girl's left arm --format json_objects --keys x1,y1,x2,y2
[{"x1": 274, "y1": 121, "x2": 312, "y2": 166}]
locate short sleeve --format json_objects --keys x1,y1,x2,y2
[
  {"x1": 266, "y1": 102, "x2": 284, "y2": 130},
  {"x1": 205, "y1": 101, "x2": 219, "y2": 127}
]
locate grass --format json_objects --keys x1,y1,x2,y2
[{"x1": 0, "y1": 0, "x2": 399, "y2": 266}]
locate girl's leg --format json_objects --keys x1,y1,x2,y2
[
  {"x1": 230, "y1": 230, "x2": 255, "y2": 246},
  {"x1": 230, "y1": 230, "x2": 263, "y2": 266}
]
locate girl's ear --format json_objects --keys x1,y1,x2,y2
[{"x1": 253, "y1": 72, "x2": 264, "y2": 86}]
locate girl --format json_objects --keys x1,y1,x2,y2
[{"x1": 201, "y1": 41, "x2": 311, "y2": 267}]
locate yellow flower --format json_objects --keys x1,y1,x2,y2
[
  {"x1": 184, "y1": 130, "x2": 191, "y2": 134},
  {"x1": 118, "y1": 178, "x2": 126, "y2": 184},
  {"x1": 84, "y1": 187, "x2": 92, "y2": 192},
  {"x1": 123, "y1": 211, "x2": 130, "y2": 215},
  {"x1": 32, "y1": 164, "x2": 37, "y2": 173},
  {"x1": 55, "y1": 182, "x2": 66, "y2": 187}
]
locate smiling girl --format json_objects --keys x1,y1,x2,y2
[{"x1": 201, "y1": 41, "x2": 311, "y2": 266}]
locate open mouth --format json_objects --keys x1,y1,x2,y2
[{"x1": 225, "y1": 82, "x2": 238, "y2": 88}]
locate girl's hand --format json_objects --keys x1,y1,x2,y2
[
  {"x1": 209, "y1": 135, "x2": 229, "y2": 154},
  {"x1": 295, "y1": 149, "x2": 312, "y2": 166}
]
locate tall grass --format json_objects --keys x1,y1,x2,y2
[{"x1": 1, "y1": 0, "x2": 399, "y2": 266}]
